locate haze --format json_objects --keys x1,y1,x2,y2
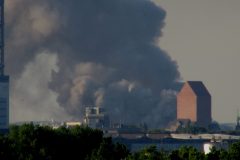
[{"x1": 154, "y1": 0, "x2": 240, "y2": 123}]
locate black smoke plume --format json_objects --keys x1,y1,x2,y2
[{"x1": 6, "y1": 0, "x2": 180, "y2": 127}]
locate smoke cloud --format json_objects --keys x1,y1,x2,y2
[
  {"x1": 6, "y1": 0, "x2": 180, "y2": 127},
  {"x1": 10, "y1": 52, "x2": 73, "y2": 122}
]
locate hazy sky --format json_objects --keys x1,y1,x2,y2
[{"x1": 154, "y1": 0, "x2": 240, "y2": 123}]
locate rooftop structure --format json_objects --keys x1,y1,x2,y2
[{"x1": 177, "y1": 81, "x2": 211, "y2": 127}]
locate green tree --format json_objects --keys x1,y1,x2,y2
[
  {"x1": 205, "y1": 147, "x2": 220, "y2": 160},
  {"x1": 0, "y1": 135, "x2": 13, "y2": 159},
  {"x1": 168, "y1": 150, "x2": 181, "y2": 160},
  {"x1": 88, "y1": 137, "x2": 130, "y2": 160},
  {"x1": 219, "y1": 149, "x2": 229, "y2": 160},
  {"x1": 177, "y1": 146, "x2": 204, "y2": 160},
  {"x1": 228, "y1": 141, "x2": 240, "y2": 160},
  {"x1": 128, "y1": 145, "x2": 167, "y2": 160},
  {"x1": 7, "y1": 124, "x2": 104, "y2": 160}
]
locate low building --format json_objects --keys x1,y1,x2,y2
[
  {"x1": 66, "y1": 121, "x2": 82, "y2": 128},
  {"x1": 113, "y1": 137, "x2": 209, "y2": 152},
  {"x1": 112, "y1": 133, "x2": 240, "y2": 152}
]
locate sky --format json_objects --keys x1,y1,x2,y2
[{"x1": 154, "y1": 0, "x2": 240, "y2": 123}]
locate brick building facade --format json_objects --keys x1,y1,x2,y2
[{"x1": 177, "y1": 81, "x2": 211, "y2": 127}]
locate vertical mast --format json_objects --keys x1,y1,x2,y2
[
  {"x1": 0, "y1": 0, "x2": 4, "y2": 76},
  {"x1": 237, "y1": 108, "x2": 240, "y2": 126}
]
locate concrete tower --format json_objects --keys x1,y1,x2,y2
[
  {"x1": 0, "y1": 0, "x2": 9, "y2": 133},
  {"x1": 177, "y1": 81, "x2": 211, "y2": 127}
]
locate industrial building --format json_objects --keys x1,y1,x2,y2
[
  {"x1": 177, "y1": 81, "x2": 211, "y2": 127},
  {"x1": 0, "y1": 0, "x2": 9, "y2": 134},
  {"x1": 84, "y1": 106, "x2": 110, "y2": 129}
]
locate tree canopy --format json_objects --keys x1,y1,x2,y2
[{"x1": 0, "y1": 124, "x2": 239, "y2": 160}]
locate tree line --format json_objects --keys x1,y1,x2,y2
[{"x1": 0, "y1": 124, "x2": 239, "y2": 160}]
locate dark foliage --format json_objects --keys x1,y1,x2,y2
[
  {"x1": 0, "y1": 124, "x2": 240, "y2": 160},
  {"x1": 0, "y1": 124, "x2": 118, "y2": 160}
]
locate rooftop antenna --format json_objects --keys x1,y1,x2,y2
[
  {"x1": 237, "y1": 108, "x2": 240, "y2": 126},
  {"x1": 0, "y1": 0, "x2": 4, "y2": 76},
  {"x1": 235, "y1": 108, "x2": 240, "y2": 131}
]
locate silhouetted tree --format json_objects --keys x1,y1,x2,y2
[
  {"x1": 128, "y1": 145, "x2": 167, "y2": 160},
  {"x1": 228, "y1": 141, "x2": 240, "y2": 160},
  {"x1": 87, "y1": 137, "x2": 130, "y2": 160},
  {"x1": 1, "y1": 124, "x2": 240, "y2": 160}
]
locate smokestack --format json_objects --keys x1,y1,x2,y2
[{"x1": 6, "y1": 0, "x2": 180, "y2": 127}]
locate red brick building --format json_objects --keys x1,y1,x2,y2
[{"x1": 177, "y1": 81, "x2": 211, "y2": 127}]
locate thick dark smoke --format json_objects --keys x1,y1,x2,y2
[{"x1": 6, "y1": 0, "x2": 180, "y2": 127}]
